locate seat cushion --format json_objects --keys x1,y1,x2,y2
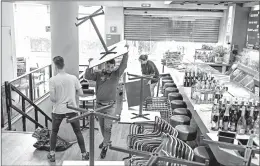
[
  {"x1": 173, "y1": 108, "x2": 191, "y2": 118},
  {"x1": 176, "y1": 125, "x2": 197, "y2": 141},
  {"x1": 194, "y1": 146, "x2": 214, "y2": 164},
  {"x1": 171, "y1": 100, "x2": 187, "y2": 109},
  {"x1": 164, "y1": 87, "x2": 179, "y2": 97},
  {"x1": 162, "y1": 80, "x2": 174, "y2": 87},
  {"x1": 170, "y1": 115, "x2": 190, "y2": 127},
  {"x1": 168, "y1": 92, "x2": 183, "y2": 101}
]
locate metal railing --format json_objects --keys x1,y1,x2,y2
[{"x1": 3, "y1": 64, "x2": 52, "y2": 131}]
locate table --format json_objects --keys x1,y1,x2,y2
[
  {"x1": 119, "y1": 99, "x2": 161, "y2": 124},
  {"x1": 79, "y1": 95, "x2": 98, "y2": 131},
  {"x1": 164, "y1": 66, "x2": 259, "y2": 166}
]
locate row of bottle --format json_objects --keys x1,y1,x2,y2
[
  {"x1": 211, "y1": 99, "x2": 260, "y2": 135},
  {"x1": 183, "y1": 70, "x2": 214, "y2": 87},
  {"x1": 191, "y1": 80, "x2": 225, "y2": 104}
]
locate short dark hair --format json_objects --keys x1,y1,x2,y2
[
  {"x1": 107, "y1": 59, "x2": 115, "y2": 65},
  {"x1": 53, "y1": 56, "x2": 65, "y2": 69},
  {"x1": 139, "y1": 54, "x2": 148, "y2": 61}
]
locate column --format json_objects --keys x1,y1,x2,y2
[
  {"x1": 50, "y1": 2, "x2": 79, "y2": 142},
  {"x1": 50, "y1": 1, "x2": 79, "y2": 77}
]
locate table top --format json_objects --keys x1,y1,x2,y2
[{"x1": 164, "y1": 66, "x2": 259, "y2": 166}]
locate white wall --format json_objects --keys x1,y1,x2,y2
[
  {"x1": 105, "y1": 7, "x2": 124, "y2": 40},
  {"x1": 2, "y1": 2, "x2": 17, "y2": 82}
]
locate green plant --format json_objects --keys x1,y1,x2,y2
[{"x1": 212, "y1": 46, "x2": 228, "y2": 57}]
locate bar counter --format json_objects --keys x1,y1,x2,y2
[{"x1": 164, "y1": 64, "x2": 259, "y2": 166}]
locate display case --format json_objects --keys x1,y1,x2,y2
[{"x1": 229, "y1": 63, "x2": 259, "y2": 95}]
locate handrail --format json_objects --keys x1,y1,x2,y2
[
  {"x1": 10, "y1": 103, "x2": 44, "y2": 128},
  {"x1": 10, "y1": 84, "x2": 52, "y2": 122},
  {"x1": 9, "y1": 64, "x2": 51, "y2": 84}
]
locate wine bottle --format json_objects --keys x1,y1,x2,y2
[
  {"x1": 237, "y1": 104, "x2": 247, "y2": 135},
  {"x1": 253, "y1": 113, "x2": 260, "y2": 135},
  {"x1": 212, "y1": 101, "x2": 220, "y2": 131},
  {"x1": 254, "y1": 101, "x2": 259, "y2": 121},
  {"x1": 223, "y1": 101, "x2": 231, "y2": 131},
  {"x1": 230, "y1": 101, "x2": 238, "y2": 132},
  {"x1": 246, "y1": 103, "x2": 255, "y2": 134},
  {"x1": 219, "y1": 100, "x2": 224, "y2": 130}
]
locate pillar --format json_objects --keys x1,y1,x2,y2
[
  {"x1": 50, "y1": 2, "x2": 79, "y2": 142},
  {"x1": 50, "y1": 1, "x2": 79, "y2": 77}
]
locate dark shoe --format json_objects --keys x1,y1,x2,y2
[
  {"x1": 100, "y1": 147, "x2": 108, "y2": 159},
  {"x1": 99, "y1": 142, "x2": 103, "y2": 149},
  {"x1": 47, "y1": 153, "x2": 55, "y2": 162},
  {"x1": 82, "y1": 152, "x2": 89, "y2": 160}
]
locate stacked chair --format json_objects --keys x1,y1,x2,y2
[{"x1": 126, "y1": 116, "x2": 197, "y2": 166}]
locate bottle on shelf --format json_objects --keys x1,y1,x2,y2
[
  {"x1": 218, "y1": 100, "x2": 224, "y2": 130},
  {"x1": 254, "y1": 101, "x2": 259, "y2": 121},
  {"x1": 246, "y1": 102, "x2": 255, "y2": 134},
  {"x1": 237, "y1": 103, "x2": 247, "y2": 135},
  {"x1": 230, "y1": 101, "x2": 238, "y2": 132},
  {"x1": 252, "y1": 113, "x2": 260, "y2": 135},
  {"x1": 223, "y1": 100, "x2": 231, "y2": 131},
  {"x1": 211, "y1": 99, "x2": 220, "y2": 131}
]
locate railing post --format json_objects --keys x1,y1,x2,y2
[
  {"x1": 28, "y1": 73, "x2": 34, "y2": 101},
  {"x1": 35, "y1": 108, "x2": 39, "y2": 129},
  {"x1": 22, "y1": 98, "x2": 26, "y2": 131},
  {"x1": 49, "y1": 64, "x2": 52, "y2": 78},
  {"x1": 45, "y1": 117, "x2": 48, "y2": 128},
  {"x1": 5, "y1": 81, "x2": 12, "y2": 130}
]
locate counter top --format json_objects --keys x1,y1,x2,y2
[{"x1": 164, "y1": 65, "x2": 259, "y2": 166}]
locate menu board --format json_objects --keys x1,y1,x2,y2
[{"x1": 246, "y1": 10, "x2": 259, "y2": 48}]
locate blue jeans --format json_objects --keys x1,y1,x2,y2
[
  {"x1": 97, "y1": 103, "x2": 116, "y2": 147},
  {"x1": 50, "y1": 112, "x2": 86, "y2": 153}
]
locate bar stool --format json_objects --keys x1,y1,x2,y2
[
  {"x1": 168, "y1": 92, "x2": 183, "y2": 101},
  {"x1": 162, "y1": 76, "x2": 172, "y2": 80},
  {"x1": 173, "y1": 108, "x2": 191, "y2": 118},
  {"x1": 164, "y1": 87, "x2": 179, "y2": 97},
  {"x1": 170, "y1": 115, "x2": 190, "y2": 127},
  {"x1": 160, "y1": 73, "x2": 170, "y2": 77},
  {"x1": 163, "y1": 83, "x2": 177, "y2": 94},
  {"x1": 170, "y1": 100, "x2": 187, "y2": 110},
  {"x1": 162, "y1": 80, "x2": 174, "y2": 88},
  {"x1": 194, "y1": 146, "x2": 214, "y2": 165},
  {"x1": 175, "y1": 125, "x2": 197, "y2": 142}
]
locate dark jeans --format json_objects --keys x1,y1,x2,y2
[{"x1": 50, "y1": 112, "x2": 86, "y2": 153}]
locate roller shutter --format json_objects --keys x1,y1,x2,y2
[{"x1": 124, "y1": 15, "x2": 220, "y2": 43}]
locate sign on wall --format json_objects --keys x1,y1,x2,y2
[{"x1": 246, "y1": 10, "x2": 259, "y2": 49}]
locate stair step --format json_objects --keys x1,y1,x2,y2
[{"x1": 63, "y1": 161, "x2": 124, "y2": 166}]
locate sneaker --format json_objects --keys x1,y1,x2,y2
[
  {"x1": 82, "y1": 152, "x2": 89, "y2": 160},
  {"x1": 47, "y1": 153, "x2": 55, "y2": 162},
  {"x1": 100, "y1": 147, "x2": 108, "y2": 159},
  {"x1": 99, "y1": 142, "x2": 103, "y2": 149}
]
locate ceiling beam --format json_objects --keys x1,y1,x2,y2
[{"x1": 243, "y1": 2, "x2": 259, "y2": 7}]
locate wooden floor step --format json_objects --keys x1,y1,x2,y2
[{"x1": 63, "y1": 161, "x2": 124, "y2": 166}]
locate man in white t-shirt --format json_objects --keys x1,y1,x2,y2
[{"x1": 47, "y1": 56, "x2": 88, "y2": 162}]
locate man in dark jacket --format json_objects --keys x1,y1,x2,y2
[
  {"x1": 138, "y1": 54, "x2": 159, "y2": 97},
  {"x1": 84, "y1": 53, "x2": 128, "y2": 159}
]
